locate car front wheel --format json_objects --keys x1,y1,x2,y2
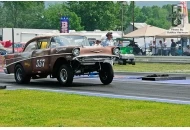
[
  {"x1": 57, "y1": 64, "x2": 74, "y2": 86},
  {"x1": 14, "y1": 64, "x2": 31, "y2": 84},
  {"x1": 99, "y1": 63, "x2": 114, "y2": 85}
]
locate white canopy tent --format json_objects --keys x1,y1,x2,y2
[{"x1": 123, "y1": 25, "x2": 166, "y2": 38}]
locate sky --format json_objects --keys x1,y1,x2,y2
[{"x1": 45, "y1": 1, "x2": 190, "y2": 8}]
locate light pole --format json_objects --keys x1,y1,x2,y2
[
  {"x1": 132, "y1": 1, "x2": 135, "y2": 42},
  {"x1": 121, "y1": 3, "x2": 124, "y2": 37}
]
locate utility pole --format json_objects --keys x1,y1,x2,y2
[
  {"x1": 121, "y1": 1, "x2": 127, "y2": 38},
  {"x1": 12, "y1": 28, "x2": 14, "y2": 53},
  {"x1": 122, "y1": 3, "x2": 124, "y2": 38}
]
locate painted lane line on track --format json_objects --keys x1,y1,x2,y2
[{"x1": 7, "y1": 87, "x2": 190, "y2": 105}]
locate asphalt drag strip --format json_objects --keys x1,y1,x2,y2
[{"x1": 1, "y1": 72, "x2": 190, "y2": 105}]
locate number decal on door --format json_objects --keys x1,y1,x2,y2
[{"x1": 36, "y1": 59, "x2": 45, "y2": 68}]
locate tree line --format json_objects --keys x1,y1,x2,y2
[{"x1": 0, "y1": 1, "x2": 189, "y2": 32}]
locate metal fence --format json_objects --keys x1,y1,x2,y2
[
  {"x1": 131, "y1": 46, "x2": 190, "y2": 56},
  {"x1": 135, "y1": 56, "x2": 190, "y2": 63}
]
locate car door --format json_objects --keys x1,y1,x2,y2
[{"x1": 31, "y1": 38, "x2": 51, "y2": 74}]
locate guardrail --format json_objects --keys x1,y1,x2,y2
[{"x1": 135, "y1": 56, "x2": 190, "y2": 63}]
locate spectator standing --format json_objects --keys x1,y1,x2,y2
[
  {"x1": 150, "y1": 41, "x2": 158, "y2": 55},
  {"x1": 171, "y1": 39, "x2": 176, "y2": 56},
  {"x1": 158, "y1": 40, "x2": 164, "y2": 55},
  {"x1": 163, "y1": 38, "x2": 168, "y2": 56},
  {"x1": 101, "y1": 32, "x2": 115, "y2": 47}
]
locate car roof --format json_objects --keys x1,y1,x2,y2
[
  {"x1": 27, "y1": 33, "x2": 86, "y2": 43},
  {"x1": 23, "y1": 33, "x2": 87, "y2": 51}
]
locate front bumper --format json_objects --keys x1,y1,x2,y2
[
  {"x1": 73, "y1": 55, "x2": 119, "y2": 65},
  {"x1": 120, "y1": 54, "x2": 135, "y2": 60}
]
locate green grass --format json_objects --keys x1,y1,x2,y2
[
  {"x1": 113, "y1": 63, "x2": 190, "y2": 73},
  {"x1": 0, "y1": 90, "x2": 190, "y2": 127}
]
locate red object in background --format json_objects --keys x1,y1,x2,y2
[
  {"x1": 0, "y1": 40, "x2": 12, "y2": 48},
  {"x1": 4, "y1": 42, "x2": 25, "y2": 53}
]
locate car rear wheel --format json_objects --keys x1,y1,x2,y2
[
  {"x1": 99, "y1": 63, "x2": 114, "y2": 85},
  {"x1": 57, "y1": 64, "x2": 74, "y2": 86},
  {"x1": 14, "y1": 64, "x2": 31, "y2": 84}
]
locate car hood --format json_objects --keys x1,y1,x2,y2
[
  {"x1": 79, "y1": 46, "x2": 114, "y2": 56},
  {"x1": 52, "y1": 46, "x2": 115, "y2": 56}
]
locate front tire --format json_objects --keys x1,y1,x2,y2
[
  {"x1": 14, "y1": 64, "x2": 31, "y2": 84},
  {"x1": 99, "y1": 63, "x2": 114, "y2": 85},
  {"x1": 57, "y1": 64, "x2": 74, "y2": 86}
]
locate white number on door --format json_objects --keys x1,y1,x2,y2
[{"x1": 36, "y1": 59, "x2": 45, "y2": 68}]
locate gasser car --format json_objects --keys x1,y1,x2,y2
[{"x1": 3, "y1": 34, "x2": 120, "y2": 86}]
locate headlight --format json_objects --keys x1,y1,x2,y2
[
  {"x1": 72, "y1": 48, "x2": 80, "y2": 56},
  {"x1": 113, "y1": 47, "x2": 120, "y2": 55}
]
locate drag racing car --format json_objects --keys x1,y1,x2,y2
[{"x1": 3, "y1": 34, "x2": 120, "y2": 86}]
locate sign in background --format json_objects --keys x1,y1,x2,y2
[
  {"x1": 170, "y1": 1, "x2": 188, "y2": 27},
  {"x1": 60, "y1": 16, "x2": 69, "y2": 33},
  {"x1": 171, "y1": 4, "x2": 182, "y2": 27}
]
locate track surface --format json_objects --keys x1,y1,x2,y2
[{"x1": 1, "y1": 72, "x2": 190, "y2": 105}]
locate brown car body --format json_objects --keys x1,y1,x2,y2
[{"x1": 3, "y1": 34, "x2": 120, "y2": 86}]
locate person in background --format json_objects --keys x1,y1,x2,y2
[
  {"x1": 150, "y1": 41, "x2": 158, "y2": 55},
  {"x1": 171, "y1": 39, "x2": 176, "y2": 56},
  {"x1": 94, "y1": 40, "x2": 102, "y2": 47},
  {"x1": 176, "y1": 46, "x2": 183, "y2": 56},
  {"x1": 163, "y1": 38, "x2": 168, "y2": 56},
  {"x1": 157, "y1": 40, "x2": 163, "y2": 55},
  {"x1": 117, "y1": 41, "x2": 123, "y2": 47},
  {"x1": 101, "y1": 32, "x2": 114, "y2": 47},
  {"x1": 183, "y1": 45, "x2": 190, "y2": 56}
]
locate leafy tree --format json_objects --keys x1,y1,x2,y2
[
  {"x1": 43, "y1": 3, "x2": 83, "y2": 31},
  {"x1": 68, "y1": 1, "x2": 120, "y2": 31},
  {"x1": 1, "y1": 1, "x2": 45, "y2": 28}
]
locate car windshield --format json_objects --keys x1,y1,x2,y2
[{"x1": 52, "y1": 35, "x2": 90, "y2": 47}]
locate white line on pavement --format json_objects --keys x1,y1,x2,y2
[{"x1": 15, "y1": 87, "x2": 190, "y2": 105}]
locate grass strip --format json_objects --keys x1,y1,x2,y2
[
  {"x1": 0, "y1": 89, "x2": 190, "y2": 127},
  {"x1": 113, "y1": 63, "x2": 190, "y2": 73}
]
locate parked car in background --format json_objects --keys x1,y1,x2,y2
[
  {"x1": 6, "y1": 42, "x2": 26, "y2": 53},
  {"x1": 4, "y1": 34, "x2": 120, "y2": 86},
  {"x1": 115, "y1": 38, "x2": 135, "y2": 65},
  {"x1": 0, "y1": 44, "x2": 7, "y2": 55}
]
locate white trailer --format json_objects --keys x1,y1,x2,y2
[{"x1": 0, "y1": 28, "x2": 59, "y2": 43}]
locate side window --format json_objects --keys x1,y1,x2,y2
[
  {"x1": 37, "y1": 38, "x2": 50, "y2": 50},
  {"x1": 50, "y1": 37, "x2": 60, "y2": 48},
  {"x1": 24, "y1": 42, "x2": 37, "y2": 52}
]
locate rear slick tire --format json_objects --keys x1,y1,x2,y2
[{"x1": 14, "y1": 64, "x2": 31, "y2": 84}]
